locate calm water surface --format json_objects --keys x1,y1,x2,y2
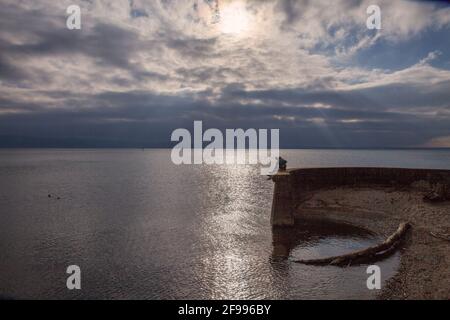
[{"x1": 1, "y1": 149, "x2": 449, "y2": 299}]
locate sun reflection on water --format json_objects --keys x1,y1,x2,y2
[{"x1": 194, "y1": 154, "x2": 279, "y2": 299}]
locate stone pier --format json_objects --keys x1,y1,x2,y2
[
  {"x1": 270, "y1": 167, "x2": 450, "y2": 227},
  {"x1": 270, "y1": 171, "x2": 295, "y2": 227}
]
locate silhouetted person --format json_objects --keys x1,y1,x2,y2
[{"x1": 278, "y1": 157, "x2": 287, "y2": 171}]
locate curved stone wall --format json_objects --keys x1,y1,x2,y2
[{"x1": 271, "y1": 167, "x2": 450, "y2": 227}]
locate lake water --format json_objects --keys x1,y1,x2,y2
[{"x1": 1, "y1": 149, "x2": 449, "y2": 299}]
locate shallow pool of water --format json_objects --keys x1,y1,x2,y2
[{"x1": 271, "y1": 219, "x2": 400, "y2": 299}]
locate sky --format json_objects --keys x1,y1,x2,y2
[{"x1": 0, "y1": 0, "x2": 449, "y2": 148}]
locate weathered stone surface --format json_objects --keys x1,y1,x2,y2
[
  {"x1": 270, "y1": 167, "x2": 450, "y2": 227},
  {"x1": 270, "y1": 172, "x2": 294, "y2": 226}
]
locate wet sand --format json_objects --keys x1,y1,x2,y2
[{"x1": 295, "y1": 186, "x2": 450, "y2": 299}]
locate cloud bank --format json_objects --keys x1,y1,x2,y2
[{"x1": 0, "y1": 0, "x2": 449, "y2": 148}]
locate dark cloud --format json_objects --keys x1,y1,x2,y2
[
  {"x1": 0, "y1": 54, "x2": 28, "y2": 82},
  {"x1": 0, "y1": 2, "x2": 169, "y2": 85},
  {"x1": 3, "y1": 21, "x2": 140, "y2": 70},
  {"x1": 220, "y1": 80, "x2": 450, "y2": 111},
  {"x1": 0, "y1": 86, "x2": 448, "y2": 148},
  {"x1": 165, "y1": 36, "x2": 218, "y2": 59}
]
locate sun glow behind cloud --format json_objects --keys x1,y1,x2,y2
[
  {"x1": 217, "y1": 1, "x2": 252, "y2": 36},
  {"x1": 196, "y1": 0, "x2": 255, "y2": 37}
]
